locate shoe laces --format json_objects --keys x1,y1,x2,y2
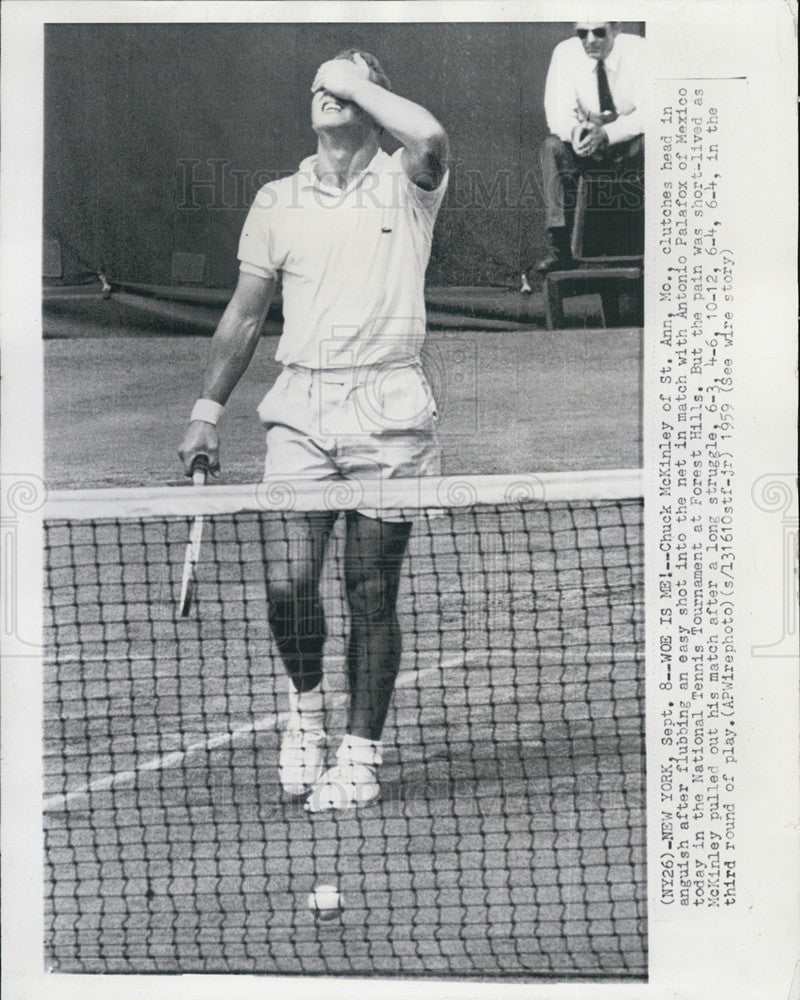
[
  {"x1": 321, "y1": 760, "x2": 376, "y2": 787},
  {"x1": 283, "y1": 721, "x2": 325, "y2": 753}
]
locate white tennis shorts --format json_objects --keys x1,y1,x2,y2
[{"x1": 259, "y1": 362, "x2": 441, "y2": 490}]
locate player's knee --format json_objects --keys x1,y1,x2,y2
[
  {"x1": 346, "y1": 573, "x2": 393, "y2": 624},
  {"x1": 266, "y1": 577, "x2": 322, "y2": 634},
  {"x1": 265, "y1": 565, "x2": 315, "y2": 604}
]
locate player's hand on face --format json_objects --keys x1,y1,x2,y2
[
  {"x1": 311, "y1": 54, "x2": 371, "y2": 103},
  {"x1": 179, "y1": 421, "x2": 221, "y2": 478}
]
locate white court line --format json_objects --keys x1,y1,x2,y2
[
  {"x1": 43, "y1": 710, "x2": 284, "y2": 812},
  {"x1": 43, "y1": 646, "x2": 639, "y2": 811},
  {"x1": 42, "y1": 654, "x2": 463, "y2": 812}
]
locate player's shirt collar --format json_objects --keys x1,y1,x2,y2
[{"x1": 298, "y1": 149, "x2": 389, "y2": 197}]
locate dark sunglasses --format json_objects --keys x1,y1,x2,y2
[{"x1": 576, "y1": 27, "x2": 607, "y2": 40}]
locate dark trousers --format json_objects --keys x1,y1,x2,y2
[{"x1": 540, "y1": 133, "x2": 644, "y2": 230}]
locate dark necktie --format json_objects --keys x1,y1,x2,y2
[{"x1": 596, "y1": 59, "x2": 616, "y2": 115}]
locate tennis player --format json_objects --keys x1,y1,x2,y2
[{"x1": 179, "y1": 50, "x2": 449, "y2": 812}]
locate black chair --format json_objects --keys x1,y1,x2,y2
[{"x1": 544, "y1": 168, "x2": 644, "y2": 330}]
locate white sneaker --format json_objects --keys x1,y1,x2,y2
[
  {"x1": 304, "y1": 760, "x2": 380, "y2": 813},
  {"x1": 279, "y1": 718, "x2": 326, "y2": 796}
]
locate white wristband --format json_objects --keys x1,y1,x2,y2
[{"x1": 190, "y1": 398, "x2": 224, "y2": 425}]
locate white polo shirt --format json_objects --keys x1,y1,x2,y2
[{"x1": 238, "y1": 148, "x2": 448, "y2": 370}]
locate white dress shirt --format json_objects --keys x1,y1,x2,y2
[{"x1": 544, "y1": 33, "x2": 646, "y2": 147}]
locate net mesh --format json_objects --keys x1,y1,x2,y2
[{"x1": 43, "y1": 473, "x2": 646, "y2": 979}]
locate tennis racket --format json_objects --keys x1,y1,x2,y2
[{"x1": 179, "y1": 454, "x2": 209, "y2": 617}]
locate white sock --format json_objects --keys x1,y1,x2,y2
[
  {"x1": 288, "y1": 683, "x2": 325, "y2": 734},
  {"x1": 337, "y1": 734, "x2": 383, "y2": 767}
]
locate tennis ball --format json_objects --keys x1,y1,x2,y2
[{"x1": 308, "y1": 883, "x2": 343, "y2": 921}]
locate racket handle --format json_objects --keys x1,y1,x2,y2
[{"x1": 191, "y1": 454, "x2": 210, "y2": 486}]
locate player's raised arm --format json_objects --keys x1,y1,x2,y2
[
  {"x1": 178, "y1": 271, "x2": 275, "y2": 476},
  {"x1": 311, "y1": 54, "x2": 448, "y2": 191}
]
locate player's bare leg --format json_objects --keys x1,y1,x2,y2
[
  {"x1": 344, "y1": 513, "x2": 413, "y2": 739},
  {"x1": 263, "y1": 510, "x2": 337, "y2": 795},
  {"x1": 305, "y1": 513, "x2": 412, "y2": 811}
]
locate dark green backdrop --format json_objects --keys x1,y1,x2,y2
[{"x1": 44, "y1": 22, "x2": 644, "y2": 289}]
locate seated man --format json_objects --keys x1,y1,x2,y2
[{"x1": 525, "y1": 21, "x2": 645, "y2": 283}]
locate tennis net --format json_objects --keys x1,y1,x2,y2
[{"x1": 43, "y1": 470, "x2": 646, "y2": 979}]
